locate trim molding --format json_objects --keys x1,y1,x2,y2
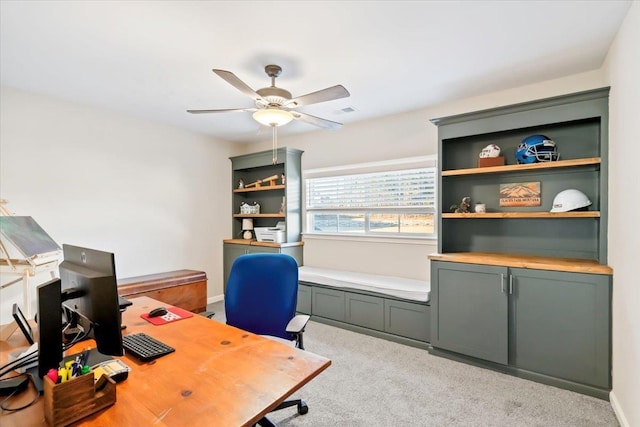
[
  {"x1": 610, "y1": 391, "x2": 630, "y2": 427},
  {"x1": 207, "y1": 294, "x2": 224, "y2": 304}
]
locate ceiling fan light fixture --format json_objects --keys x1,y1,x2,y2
[{"x1": 253, "y1": 108, "x2": 294, "y2": 127}]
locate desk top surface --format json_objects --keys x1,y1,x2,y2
[{"x1": 0, "y1": 296, "x2": 331, "y2": 427}]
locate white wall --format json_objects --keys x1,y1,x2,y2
[
  {"x1": 0, "y1": 86, "x2": 233, "y2": 322},
  {"x1": 238, "y1": 69, "x2": 605, "y2": 282},
  {"x1": 602, "y1": 2, "x2": 640, "y2": 426}
]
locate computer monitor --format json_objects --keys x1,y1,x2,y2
[
  {"x1": 37, "y1": 278, "x2": 63, "y2": 378},
  {"x1": 58, "y1": 244, "x2": 124, "y2": 357}
]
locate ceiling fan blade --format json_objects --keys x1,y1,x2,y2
[
  {"x1": 187, "y1": 108, "x2": 257, "y2": 114},
  {"x1": 291, "y1": 111, "x2": 343, "y2": 130},
  {"x1": 284, "y1": 85, "x2": 350, "y2": 108},
  {"x1": 212, "y1": 69, "x2": 262, "y2": 100}
]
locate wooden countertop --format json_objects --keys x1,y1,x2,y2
[
  {"x1": 224, "y1": 239, "x2": 304, "y2": 248},
  {"x1": 428, "y1": 252, "x2": 612, "y2": 275}
]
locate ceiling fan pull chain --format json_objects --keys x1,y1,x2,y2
[{"x1": 272, "y1": 125, "x2": 278, "y2": 164}]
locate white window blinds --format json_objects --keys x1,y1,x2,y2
[
  {"x1": 307, "y1": 168, "x2": 435, "y2": 210},
  {"x1": 305, "y1": 159, "x2": 437, "y2": 237}
]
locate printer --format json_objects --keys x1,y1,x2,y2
[{"x1": 254, "y1": 221, "x2": 286, "y2": 243}]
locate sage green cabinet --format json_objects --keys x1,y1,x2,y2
[
  {"x1": 430, "y1": 262, "x2": 508, "y2": 365},
  {"x1": 297, "y1": 284, "x2": 312, "y2": 314},
  {"x1": 346, "y1": 292, "x2": 385, "y2": 332},
  {"x1": 431, "y1": 260, "x2": 612, "y2": 394},
  {"x1": 307, "y1": 284, "x2": 431, "y2": 344},
  {"x1": 229, "y1": 147, "x2": 303, "y2": 242},
  {"x1": 385, "y1": 299, "x2": 430, "y2": 342},
  {"x1": 509, "y1": 267, "x2": 611, "y2": 389},
  {"x1": 431, "y1": 88, "x2": 609, "y2": 262},
  {"x1": 224, "y1": 147, "x2": 304, "y2": 293},
  {"x1": 222, "y1": 241, "x2": 303, "y2": 292},
  {"x1": 429, "y1": 88, "x2": 613, "y2": 399}
]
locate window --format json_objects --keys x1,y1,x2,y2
[{"x1": 305, "y1": 158, "x2": 436, "y2": 238}]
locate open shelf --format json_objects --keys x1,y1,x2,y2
[
  {"x1": 442, "y1": 211, "x2": 600, "y2": 219},
  {"x1": 233, "y1": 213, "x2": 285, "y2": 218},
  {"x1": 442, "y1": 157, "x2": 601, "y2": 177},
  {"x1": 233, "y1": 185, "x2": 285, "y2": 193}
]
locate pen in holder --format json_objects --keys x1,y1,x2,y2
[{"x1": 43, "y1": 373, "x2": 116, "y2": 427}]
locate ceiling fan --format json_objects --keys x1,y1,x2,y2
[{"x1": 187, "y1": 64, "x2": 350, "y2": 130}]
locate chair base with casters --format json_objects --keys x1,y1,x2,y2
[{"x1": 255, "y1": 400, "x2": 309, "y2": 427}]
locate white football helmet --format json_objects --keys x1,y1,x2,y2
[{"x1": 479, "y1": 144, "x2": 501, "y2": 158}]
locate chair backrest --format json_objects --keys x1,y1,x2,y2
[{"x1": 225, "y1": 253, "x2": 299, "y2": 341}]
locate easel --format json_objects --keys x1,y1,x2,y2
[{"x1": 0, "y1": 200, "x2": 61, "y2": 341}]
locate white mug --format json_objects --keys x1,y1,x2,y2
[{"x1": 475, "y1": 203, "x2": 486, "y2": 213}]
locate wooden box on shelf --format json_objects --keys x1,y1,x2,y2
[
  {"x1": 477, "y1": 156, "x2": 505, "y2": 168},
  {"x1": 44, "y1": 373, "x2": 116, "y2": 427}
]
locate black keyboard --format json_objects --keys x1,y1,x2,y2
[{"x1": 122, "y1": 333, "x2": 175, "y2": 362}]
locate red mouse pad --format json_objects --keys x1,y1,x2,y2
[{"x1": 141, "y1": 306, "x2": 194, "y2": 325}]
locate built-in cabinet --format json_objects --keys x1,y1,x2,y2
[
  {"x1": 429, "y1": 88, "x2": 613, "y2": 400},
  {"x1": 431, "y1": 259, "x2": 611, "y2": 394},
  {"x1": 298, "y1": 282, "x2": 431, "y2": 347},
  {"x1": 229, "y1": 147, "x2": 303, "y2": 242},
  {"x1": 224, "y1": 148, "x2": 304, "y2": 291},
  {"x1": 222, "y1": 240, "x2": 303, "y2": 292}
]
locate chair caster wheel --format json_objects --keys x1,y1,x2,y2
[{"x1": 298, "y1": 401, "x2": 309, "y2": 415}]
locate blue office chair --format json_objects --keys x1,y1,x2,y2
[{"x1": 224, "y1": 253, "x2": 311, "y2": 425}]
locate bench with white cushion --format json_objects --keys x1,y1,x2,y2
[{"x1": 297, "y1": 266, "x2": 431, "y2": 347}]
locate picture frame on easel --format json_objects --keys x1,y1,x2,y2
[{"x1": 12, "y1": 303, "x2": 34, "y2": 344}]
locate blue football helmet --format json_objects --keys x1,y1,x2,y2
[{"x1": 516, "y1": 135, "x2": 559, "y2": 164}]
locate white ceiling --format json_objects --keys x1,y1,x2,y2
[{"x1": 0, "y1": 1, "x2": 632, "y2": 143}]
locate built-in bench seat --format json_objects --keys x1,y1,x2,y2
[{"x1": 297, "y1": 266, "x2": 431, "y2": 348}]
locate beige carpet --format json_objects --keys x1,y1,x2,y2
[{"x1": 206, "y1": 302, "x2": 618, "y2": 427}]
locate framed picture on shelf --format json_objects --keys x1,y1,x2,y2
[{"x1": 499, "y1": 182, "x2": 541, "y2": 207}]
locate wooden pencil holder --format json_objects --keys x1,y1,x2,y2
[{"x1": 43, "y1": 373, "x2": 116, "y2": 427}]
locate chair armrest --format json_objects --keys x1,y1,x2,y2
[{"x1": 286, "y1": 315, "x2": 310, "y2": 334}]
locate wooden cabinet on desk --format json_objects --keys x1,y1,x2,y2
[
  {"x1": 223, "y1": 240, "x2": 303, "y2": 293},
  {"x1": 430, "y1": 257, "x2": 612, "y2": 398}
]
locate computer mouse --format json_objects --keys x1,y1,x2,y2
[{"x1": 148, "y1": 307, "x2": 168, "y2": 318}]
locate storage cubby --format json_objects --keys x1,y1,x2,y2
[
  {"x1": 432, "y1": 88, "x2": 609, "y2": 264},
  {"x1": 229, "y1": 147, "x2": 303, "y2": 242}
]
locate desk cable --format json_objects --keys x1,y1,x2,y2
[{"x1": 0, "y1": 323, "x2": 93, "y2": 413}]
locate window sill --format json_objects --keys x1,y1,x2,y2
[{"x1": 301, "y1": 232, "x2": 437, "y2": 245}]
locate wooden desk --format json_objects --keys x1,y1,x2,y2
[{"x1": 0, "y1": 297, "x2": 331, "y2": 426}]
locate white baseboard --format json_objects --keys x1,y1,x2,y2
[
  {"x1": 207, "y1": 294, "x2": 224, "y2": 304},
  {"x1": 610, "y1": 390, "x2": 630, "y2": 427}
]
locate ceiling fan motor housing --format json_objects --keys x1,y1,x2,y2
[{"x1": 256, "y1": 87, "x2": 292, "y2": 108}]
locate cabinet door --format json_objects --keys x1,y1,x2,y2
[
  {"x1": 223, "y1": 244, "x2": 248, "y2": 293},
  {"x1": 297, "y1": 284, "x2": 312, "y2": 314},
  {"x1": 312, "y1": 287, "x2": 345, "y2": 322},
  {"x1": 509, "y1": 268, "x2": 611, "y2": 388},
  {"x1": 345, "y1": 292, "x2": 384, "y2": 331},
  {"x1": 246, "y1": 246, "x2": 280, "y2": 255},
  {"x1": 431, "y1": 261, "x2": 509, "y2": 364},
  {"x1": 385, "y1": 299, "x2": 430, "y2": 342}
]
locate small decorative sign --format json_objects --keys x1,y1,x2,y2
[{"x1": 500, "y1": 182, "x2": 541, "y2": 207}]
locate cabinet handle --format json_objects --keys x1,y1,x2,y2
[
  {"x1": 500, "y1": 274, "x2": 505, "y2": 293},
  {"x1": 509, "y1": 275, "x2": 513, "y2": 295}
]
